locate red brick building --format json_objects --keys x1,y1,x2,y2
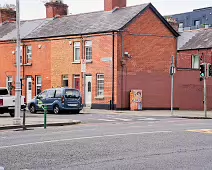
[
  {"x1": 177, "y1": 29, "x2": 212, "y2": 110},
  {"x1": 0, "y1": 0, "x2": 179, "y2": 110}
]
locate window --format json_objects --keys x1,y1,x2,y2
[
  {"x1": 6, "y1": 76, "x2": 13, "y2": 95},
  {"x1": 74, "y1": 42, "x2": 80, "y2": 62},
  {"x1": 65, "y1": 89, "x2": 80, "y2": 98},
  {"x1": 179, "y1": 23, "x2": 183, "y2": 28},
  {"x1": 26, "y1": 46, "x2": 32, "y2": 63},
  {"x1": 38, "y1": 91, "x2": 47, "y2": 99},
  {"x1": 62, "y1": 75, "x2": 69, "y2": 87},
  {"x1": 20, "y1": 46, "x2": 23, "y2": 64},
  {"x1": 97, "y1": 74, "x2": 104, "y2": 97},
  {"x1": 192, "y1": 55, "x2": 200, "y2": 69},
  {"x1": 47, "y1": 90, "x2": 55, "y2": 98},
  {"x1": 55, "y1": 89, "x2": 62, "y2": 98},
  {"x1": 85, "y1": 41, "x2": 92, "y2": 61},
  {"x1": 194, "y1": 20, "x2": 200, "y2": 28},
  {"x1": 36, "y1": 76, "x2": 42, "y2": 95},
  {"x1": 73, "y1": 75, "x2": 80, "y2": 90}
]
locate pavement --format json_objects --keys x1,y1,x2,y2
[
  {"x1": 1, "y1": 113, "x2": 212, "y2": 170},
  {"x1": 82, "y1": 108, "x2": 212, "y2": 118},
  {"x1": 0, "y1": 112, "x2": 81, "y2": 130},
  {"x1": 0, "y1": 108, "x2": 212, "y2": 130}
]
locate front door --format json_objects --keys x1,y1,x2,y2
[
  {"x1": 85, "y1": 76, "x2": 92, "y2": 107},
  {"x1": 27, "y1": 77, "x2": 32, "y2": 103}
]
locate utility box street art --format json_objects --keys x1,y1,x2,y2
[{"x1": 130, "y1": 90, "x2": 143, "y2": 111}]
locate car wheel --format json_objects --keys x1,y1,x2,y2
[
  {"x1": 9, "y1": 111, "x2": 14, "y2": 117},
  {"x1": 53, "y1": 105, "x2": 60, "y2": 114},
  {"x1": 30, "y1": 104, "x2": 37, "y2": 113}
]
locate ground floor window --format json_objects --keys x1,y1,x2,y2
[
  {"x1": 73, "y1": 75, "x2": 80, "y2": 90},
  {"x1": 97, "y1": 74, "x2": 104, "y2": 97},
  {"x1": 36, "y1": 76, "x2": 42, "y2": 95},
  {"x1": 62, "y1": 75, "x2": 69, "y2": 87},
  {"x1": 6, "y1": 76, "x2": 13, "y2": 95}
]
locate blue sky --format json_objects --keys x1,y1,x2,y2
[{"x1": 1, "y1": 0, "x2": 212, "y2": 20}]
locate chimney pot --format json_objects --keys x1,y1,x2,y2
[{"x1": 104, "y1": 0, "x2": 126, "y2": 11}]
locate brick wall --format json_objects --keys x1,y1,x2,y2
[
  {"x1": 116, "y1": 8, "x2": 177, "y2": 109},
  {"x1": 50, "y1": 34, "x2": 118, "y2": 108},
  {"x1": 177, "y1": 49, "x2": 212, "y2": 110},
  {"x1": 0, "y1": 41, "x2": 51, "y2": 101}
]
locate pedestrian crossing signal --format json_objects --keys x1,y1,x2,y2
[
  {"x1": 200, "y1": 64, "x2": 206, "y2": 80},
  {"x1": 208, "y1": 64, "x2": 212, "y2": 77}
]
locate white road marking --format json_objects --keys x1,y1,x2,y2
[
  {"x1": 112, "y1": 118, "x2": 132, "y2": 121},
  {"x1": 0, "y1": 131, "x2": 172, "y2": 149},
  {"x1": 138, "y1": 118, "x2": 157, "y2": 121},
  {"x1": 97, "y1": 119, "x2": 116, "y2": 122}
]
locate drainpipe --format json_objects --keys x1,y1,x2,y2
[
  {"x1": 112, "y1": 32, "x2": 115, "y2": 110},
  {"x1": 121, "y1": 31, "x2": 124, "y2": 110}
]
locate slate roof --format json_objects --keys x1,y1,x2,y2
[
  {"x1": 179, "y1": 28, "x2": 212, "y2": 50},
  {"x1": 0, "y1": 3, "x2": 179, "y2": 41}
]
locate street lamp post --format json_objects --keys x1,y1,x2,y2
[{"x1": 13, "y1": 0, "x2": 22, "y2": 125}]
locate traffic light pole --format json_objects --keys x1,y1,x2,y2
[{"x1": 204, "y1": 64, "x2": 207, "y2": 118}]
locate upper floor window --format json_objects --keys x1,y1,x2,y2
[
  {"x1": 74, "y1": 42, "x2": 80, "y2": 62},
  {"x1": 26, "y1": 46, "x2": 32, "y2": 63},
  {"x1": 192, "y1": 55, "x2": 200, "y2": 69},
  {"x1": 85, "y1": 41, "x2": 92, "y2": 61}
]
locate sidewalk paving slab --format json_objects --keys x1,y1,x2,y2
[
  {"x1": 0, "y1": 116, "x2": 81, "y2": 130},
  {"x1": 82, "y1": 108, "x2": 212, "y2": 119}
]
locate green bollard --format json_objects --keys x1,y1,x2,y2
[{"x1": 44, "y1": 105, "x2": 47, "y2": 129}]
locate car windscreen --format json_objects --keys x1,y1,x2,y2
[
  {"x1": 65, "y1": 89, "x2": 80, "y2": 98},
  {"x1": 0, "y1": 89, "x2": 9, "y2": 95}
]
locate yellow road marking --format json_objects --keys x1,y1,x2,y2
[{"x1": 187, "y1": 129, "x2": 212, "y2": 134}]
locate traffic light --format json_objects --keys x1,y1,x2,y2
[
  {"x1": 207, "y1": 64, "x2": 212, "y2": 77},
  {"x1": 200, "y1": 64, "x2": 206, "y2": 81}
]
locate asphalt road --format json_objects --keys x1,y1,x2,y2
[{"x1": 1, "y1": 113, "x2": 212, "y2": 170}]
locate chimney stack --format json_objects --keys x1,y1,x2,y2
[
  {"x1": 45, "y1": 0, "x2": 68, "y2": 18},
  {"x1": 0, "y1": 8, "x2": 16, "y2": 24},
  {"x1": 166, "y1": 17, "x2": 179, "y2": 32},
  {"x1": 104, "y1": 0, "x2": 126, "y2": 11}
]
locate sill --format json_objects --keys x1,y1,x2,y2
[
  {"x1": 14, "y1": 63, "x2": 32, "y2": 66},
  {"x1": 95, "y1": 96, "x2": 104, "y2": 100},
  {"x1": 86, "y1": 60, "x2": 93, "y2": 63},
  {"x1": 72, "y1": 61, "x2": 81, "y2": 64},
  {"x1": 177, "y1": 68, "x2": 199, "y2": 71}
]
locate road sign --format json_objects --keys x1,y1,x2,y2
[{"x1": 81, "y1": 59, "x2": 86, "y2": 73}]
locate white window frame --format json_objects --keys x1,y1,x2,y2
[
  {"x1": 6, "y1": 76, "x2": 13, "y2": 95},
  {"x1": 26, "y1": 45, "x2": 32, "y2": 63},
  {"x1": 97, "y1": 74, "x2": 104, "y2": 97},
  {"x1": 192, "y1": 55, "x2": 200, "y2": 69},
  {"x1": 74, "y1": 42, "x2": 80, "y2": 62},
  {"x1": 179, "y1": 22, "x2": 183, "y2": 28},
  {"x1": 62, "y1": 74, "x2": 69, "y2": 87},
  {"x1": 85, "y1": 41, "x2": 92, "y2": 62},
  {"x1": 73, "y1": 75, "x2": 80, "y2": 89},
  {"x1": 36, "y1": 76, "x2": 42, "y2": 95}
]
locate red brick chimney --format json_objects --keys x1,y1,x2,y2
[
  {"x1": 45, "y1": 1, "x2": 68, "y2": 18},
  {"x1": 104, "y1": 0, "x2": 126, "y2": 11},
  {"x1": 0, "y1": 8, "x2": 16, "y2": 24}
]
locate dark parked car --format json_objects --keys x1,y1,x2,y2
[{"x1": 28, "y1": 87, "x2": 83, "y2": 114}]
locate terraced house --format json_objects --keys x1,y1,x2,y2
[{"x1": 0, "y1": 0, "x2": 179, "y2": 110}]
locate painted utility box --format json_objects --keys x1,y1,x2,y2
[{"x1": 130, "y1": 90, "x2": 143, "y2": 111}]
